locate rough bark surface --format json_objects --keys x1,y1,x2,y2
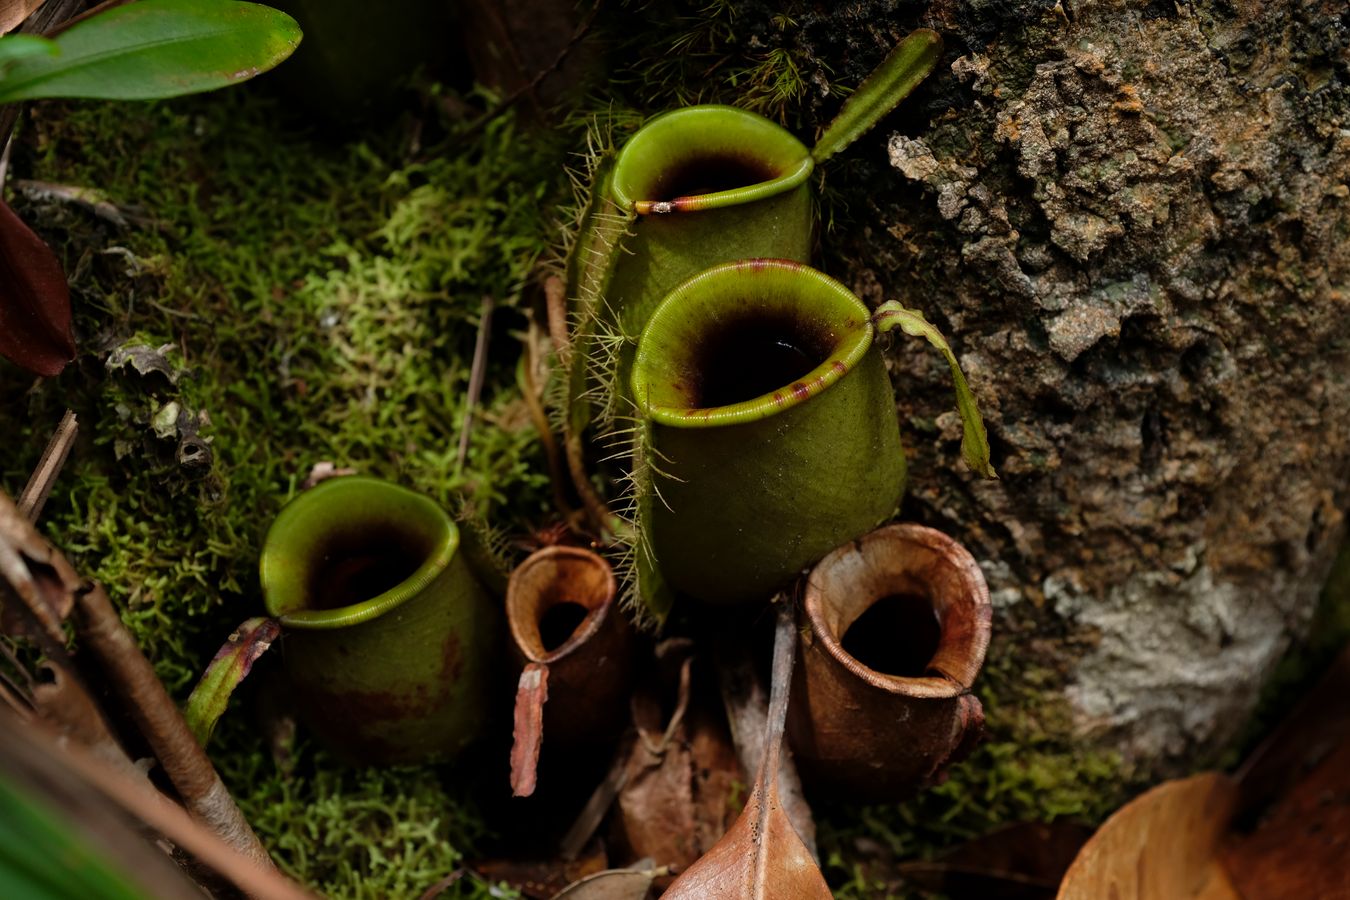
[{"x1": 762, "y1": 0, "x2": 1349, "y2": 768}]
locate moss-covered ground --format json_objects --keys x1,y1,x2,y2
[{"x1": 3, "y1": 4, "x2": 1347, "y2": 897}]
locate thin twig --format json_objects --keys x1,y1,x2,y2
[
  {"x1": 46, "y1": 0, "x2": 132, "y2": 36},
  {"x1": 416, "y1": 869, "x2": 466, "y2": 900},
  {"x1": 19, "y1": 409, "x2": 77, "y2": 522},
  {"x1": 519, "y1": 321, "x2": 581, "y2": 525},
  {"x1": 565, "y1": 429, "x2": 618, "y2": 538},
  {"x1": 544, "y1": 274, "x2": 570, "y2": 363},
  {"x1": 457, "y1": 0, "x2": 603, "y2": 140},
  {"x1": 456, "y1": 295, "x2": 494, "y2": 473},
  {"x1": 75, "y1": 583, "x2": 276, "y2": 869}
]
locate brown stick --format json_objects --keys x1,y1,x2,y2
[
  {"x1": 74, "y1": 583, "x2": 275, "y2": 869},
  {"x1": 456, "y1": 295, "x2": 495, "y2": 472},
  {"x1": 19, "y1": 409, "x2": 77, "y2": 521}
]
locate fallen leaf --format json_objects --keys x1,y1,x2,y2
[
  {"x1": 0, "y1": 197, "x2": 74, "y2": 377},
  {"x1": 105, "y1": 342, "x2": 181, "y2": 384},
  {"x1": 1057, "y1": 773, "x2": 1240, "y2": 900},
  {"x1": 616, "y1": 648, "x2": 742, "y2": 873},
  {"x1": 0, "y1": 489, "x2": 81, "y2": 643},
  {"x1": 895, "y1": 821, "x2": 1092, "y2": 899},
  {"x1": 0, "y1": 0, "x2": 43, "y2": 34},
  {"x1": 663, "y1": 601, "x2": 830, "y2": 899},
  {"x1": 183, "y1": 617, "x2": 281, "y2": 747}
]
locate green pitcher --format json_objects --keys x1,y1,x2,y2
[
  {"x1": 565, "y1": 30, "x2": 944, "y2": 502},
  {"x1": 260, "y1": 476, "x2": 499, "y2": 764},
  {"x1": 630, "y1": 260, "x2": 995, "y2": 608}
]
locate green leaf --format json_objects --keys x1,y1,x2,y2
[
  {"x1": 0, "y1": 34, "x2": 57, "y2": 72},
  {"x1": 874, "y1": 300, "x2": 997, "y2": 479},
  {"x1": 183, "y1": 617, "x2": 280, "y2": 747},
  {"x1": 0, "y1": 0, "x2": 301, "y2": 104},
  {"x1": 811, "y1": 28, "x2": 942, "y2": 164},
  {"x1": 0, "y1": 773, "x2": 147, "y2": 900}
]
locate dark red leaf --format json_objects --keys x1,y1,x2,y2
[{"x1": 0, "y1": 197, "x2": 73, "y2": 376}]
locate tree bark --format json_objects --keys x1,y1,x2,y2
[{"x1": 771, "y1": 0, "x2": 1349, "y2": 768}]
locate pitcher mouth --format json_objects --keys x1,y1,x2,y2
[
  {"x1": 260, "y1": 477, "x2": 458, "y2": 630},
  {"x1": 506, "y1": 546, "x2": 617, "y2": 664},
  {"x1": 804, "y1": 523, "x2": 991, "y2": 697},
  {"x1": 611, "y1": 105, "x2": 814, "y2": 215},
  {"x1": 631, "y1": 260, "x2": 873, "y2": 428}
]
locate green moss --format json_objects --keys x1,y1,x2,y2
[
  {"x1": 217, "y1": 721, "x2": 516, "y2": 900},
  {"x1": 1, "y1": 87, "x2": 566, "y2": 892}
]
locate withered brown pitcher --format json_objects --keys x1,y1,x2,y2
[
  {"x1": 787, "y1": 523, "x2": 992, "y2": 800},
  {"x1": 506, "y1": 545, "x2": 635, "y2": 795}
]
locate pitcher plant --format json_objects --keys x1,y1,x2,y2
[
  {"x1": 786, "y1": 523, "x2": 992, "y2": 800},
  {"x1": 561, "y1": 29, "x2": 945, "y2": 533},
  {"x1": 627, "y1": 259, "x2": 995, "y2": 614},
  {"x1": 258, "y1": 476, "x2": 500, "y2": 765},
  {"x1": 506, "y1": 545, "x2": 635, "y2": 796}
]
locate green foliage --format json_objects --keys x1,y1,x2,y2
[
  {"x1": 595, "y1": 0, "x2": 818, "y2": 127},
  {"x1": 0, "y1": 0, "x2": 300, "y2": 104}
]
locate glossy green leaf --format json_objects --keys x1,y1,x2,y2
[
  {"x1": 0, "y1": 773, "x2": 147, "y2": 900},
  {"x1": 183, "y1": 617, "x2": 280, "y2": 747},
  {"x1": 812, "y1": 29, "x2": 942, "y2": 164},
  {"x1": 0, "y1": 34, "x2": 57, "y2": 71},
  {"x1": 0, "y1": 0, "x2": 301, "y2": 104},
  {"x1": 874, "y1": 300, "x2": 997, "y2": 479}
]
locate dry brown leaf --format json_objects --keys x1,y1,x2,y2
[
  {"x1": 1057, "y1": 773, "x2": 1240, "y2": 900},
  {"x1": 31, "y1": 662, "x2": 139, "y2": 776},
  {"x1": 663, "y1": 601, "x2": 830, "y2": 900},
  {"x1": 0, "y1": 0, "x2": 42, "y2": 35},
  {"x1": 0, "y1": 488, "x2": 81, "y2": 644},
  {"x1": 616, "y1": 649, "x2": 742, "y2": 874}
]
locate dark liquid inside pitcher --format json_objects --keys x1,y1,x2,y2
[
  {"x1": 654, "y1": 152, "x2": 776, "y2": 200},
  {"x1": 841, "y1": 593, "x2": 942, "y2": 678},
  {"x1": 691, "y1": 311, "x2": 827, "y2": 408},
  {"x1": 305, "y1": 527, "x2": 431, "y2": 610},
  {"x1": 538, "y1": 601, "x2": 589, "y2": 652}
]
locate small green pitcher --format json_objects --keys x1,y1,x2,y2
[
  {"x1": 260, "y1": 476, "x2": 499, "y2": 765},
  {"x1": 630, "y1": 259, "x2": 995, "y2": 608}
]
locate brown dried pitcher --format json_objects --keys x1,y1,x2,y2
[
  {"x1": 787, "y1": 523, "x2": 992, "y2": 800},
  {"x1": 506, "y1": 545, "x2": 635, "y2": 795}
]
